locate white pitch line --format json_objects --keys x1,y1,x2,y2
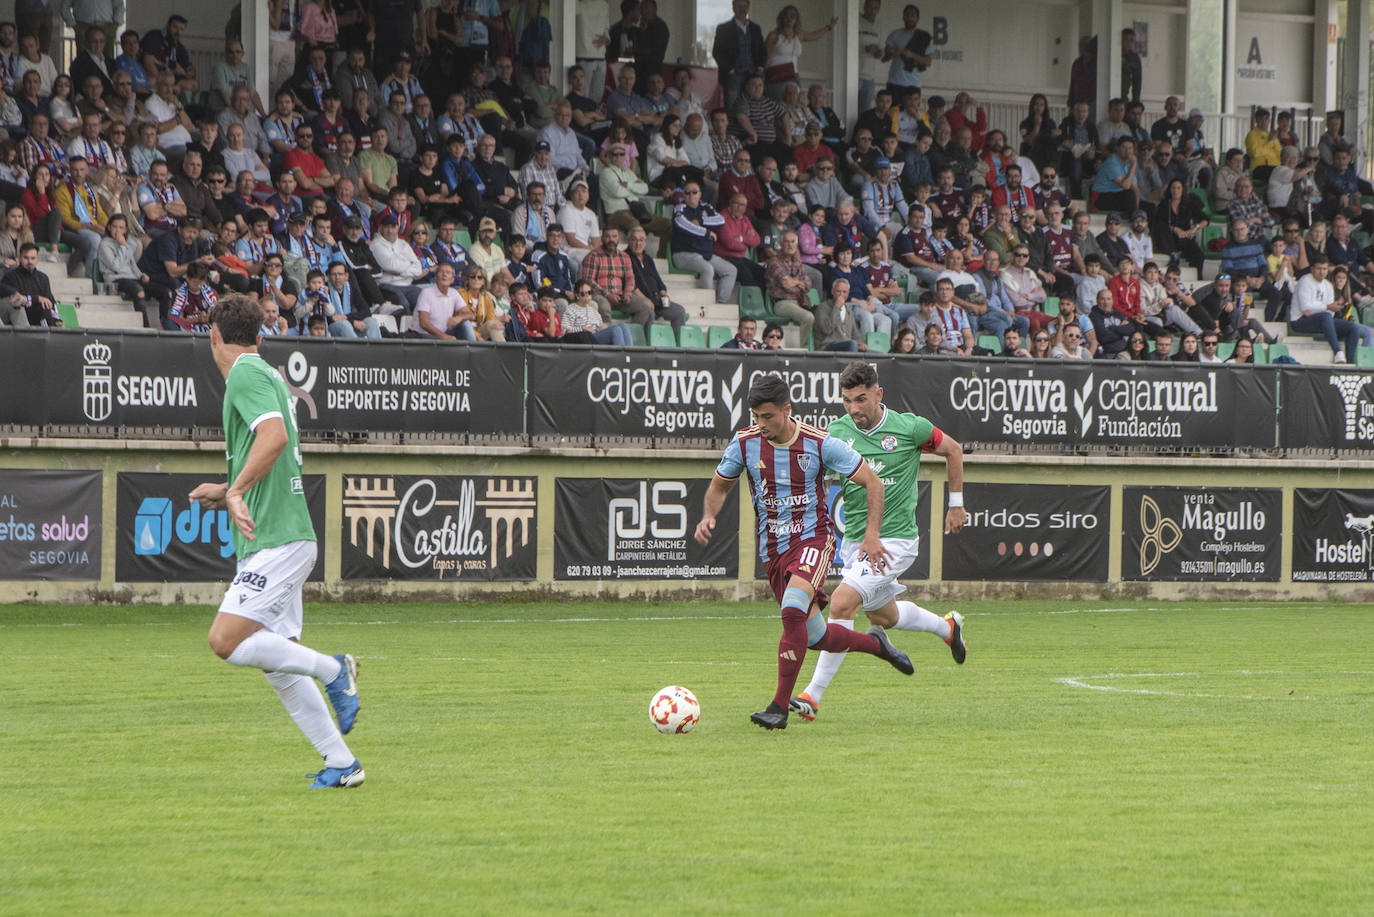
[{"x1": 1056, "y1": 670, "x2": 1315, "y2": 701}]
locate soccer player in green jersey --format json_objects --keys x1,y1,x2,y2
[
  {"x1": 190, "y1": 294, "x2": 365, "y2": 789},
  {"x1": 791, "y1": 360, "x2": 969, "y2": 721}
]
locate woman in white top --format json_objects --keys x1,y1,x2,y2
[
  {"x1": 556, "y1": 181, "x2": 600, "y2": 269},
  {"x1": 48, "y1": 75, "x2": 80, "y2": 139},
  {"x1": 764, "y1": 5, "x2": 837, "y2": 99},
  {"x1": 647, "y1": 114, "x2": 697, "y2": 188}
]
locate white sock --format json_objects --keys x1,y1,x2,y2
[
  {"x1": 264, "y1": 671, "x2": 354, "y2": 768},
  {"x1": 802, "y1": 619, "x2": 853, "y2": 704},
  {"x1": 225, "y1": 630, "x2": 342, "y2": 683},
  {"x1": 895, "y1": 601, "x2": 951, "y2": 640}
]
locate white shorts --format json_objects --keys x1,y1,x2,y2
[
  {"x1": 838, "y1": 536, "x2": 920, "y2": 612},
  {"x1": 216, "y1": 540, "x2": 317, "y2": 640}
]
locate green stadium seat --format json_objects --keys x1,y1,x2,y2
[
  {"x1": 866, "y1": 331, "x2": 891, "y2": 352},
  {"x1": 1217, "y1": 342, "x2": 1236, "y2": 361},
  {"x1": 1042, "y1": 295, "x2": 1060, "y2": 316},
  {"x1": 707, "y1": 326, "x2": 733, "y2": 348},
  {"x1": 1254, "y1": 342, "x2": 1269, "y2": 363},
  {"x1": 678, "y1": 325, "x2": 706, "y2": 348},
  {"x1": 976, "y1": 334, "x2": 1000, "y2": 352},
  {"x1": 57, "y1": 302, "x2": 78, "y2": 327},
  {"x1": 1202, "y1": 225, "x2": 1226, "y2": 258},
  {"x1": 647, "y1": 324, "x2": 677, "y2": 347},
  {"x1": 455, "y1": 229, "x2": 472, "y2": 249},
  {"x1": 610, "y1": 310, "x2": 627, "y2": 320},
  {"x1": 738, "y1": 286, "x2": 771, "y2": 321},
  {"x1": 1267, "y1": 342, "x2": 1289, "y2": 361},
  {"x1": 666, "y1": 240, "x2": 698, "y2": 277},
  {"x1": 806, "y1": 288, "x2": 820, "y2": 306},
  {"x1": 1357, "y1": 345, "x2": 1374, "y2": 368},
  {"x1": 628, "y1": 323, "x2": 646, "y2": 346}
]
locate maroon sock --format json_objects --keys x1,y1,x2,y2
[
  {"x1": 773, "y1": 608, "x2": 810, "y2": 709},
  {"x1": 812, "y1": 624, "x2": 882, "y2": 656}
]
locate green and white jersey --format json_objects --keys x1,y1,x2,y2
[
  {"x1": 827, "y1": 407, "x2": 937, "y2": 541},
  {"x1": 223, "y1": 353, "x2": 315, "y2": 559}
]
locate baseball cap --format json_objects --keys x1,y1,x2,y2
[
  {"x1": 1131, "y1": 209, "x2": 1147, "y2": 220},
  {"x1": 478, "y1": 216, "x2": 497, "y2": 231},
  {"x1": 804, "y1": 120, "x2": 821, "y2": 132},
  {"x1": 534, "y1": 140, "x2": 551, "y2": 152},
  {"x1": 376, "y1": 213, "x2": 398, "y2": 227},
  {"x1": 1106, "y1": 213, "x2": 1122, "y2": 224},
  {"x1": 343, "y1": 215, "x2": 363, "y2": 229},
  {"x1": 287, "y1": 212, "x2": 307, "y2": 224},
  {"x1": 873, "y1": 156, "x2": 891, "y2": 169},
  {"x1": 1188, "y1": 107, "x2": 1203, "y2": 119}
]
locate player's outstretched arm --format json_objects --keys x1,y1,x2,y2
[
  {"x1": 935, "y1": 434, "x2": 967, "y2": 533},
  {"x1": 224, "y1": 417, "x2": 289, "y2": 541},
  {"x1": 693, "y1": 474, "x2": 736, "y2": 545},
  {"x1": 848, "y1": 462, "x2": 890, "y2": 573}
]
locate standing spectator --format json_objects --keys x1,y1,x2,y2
[
  {"x1": 575, "y1": 3, "x2": 610, "y2": 105},
  {"x1": 713, "y1": 0, "x2": 766, "y2": 107},
  {"x1": 763, "y1": 5, "x2": 835, "y2": 100},
  {"x1": 634, "y1": 0, "x2": 670, "y2": 93},
  {"x1": 882, "y1": 4, "x2": 930, "y2": 106},
  {"x1": 1244, "y1": 108, "x2": 1281, "y2": 182},
  {"x1": 63, "y1": 0, "x2": 122, "y2": 56},
  {"x1": 1120, "y1": 28, "x2": 1141, "y2": 104},
  {"x1": 69, "y1": 26, "x2": 114, "y2": 98},
  {"x1": 334, "y1": 47, "x2": 381, "y2": 115},
  {"x1": 856, "y1": 0, "x2": 884, "y2": 112},
  {"x1": 1068, "y1": 36, "x2": 1096, "y2": 114},
  {"x1": 371, "y1": 0, "x2": 420, "y2": 80}
]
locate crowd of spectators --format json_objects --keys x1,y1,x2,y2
[{"x1": 0, "y1": 4, "x2": 1370, "y2": 363}]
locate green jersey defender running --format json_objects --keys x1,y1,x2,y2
[
  {"x1": 791, "y1": 361, "x2": 969, "y2": 721},
  {"x1": 192, "y1": 293, "x2": 365, "y2": 789}
]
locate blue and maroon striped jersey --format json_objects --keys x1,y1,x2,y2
[{"x1": 716, "y1": 422, "x2": 864, "y2": 562}]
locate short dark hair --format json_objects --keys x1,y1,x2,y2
[
  {"x1": 747, "y1": 375, "x2": 791, "y2": 409},
  {"x1": 211, "y1": 293, "x2": 263, "y2": 345},
  {"x1": 19, "y1": 241, "x2": 37, "y2": 255},
  {"x1": 839, "y1": 361, "x2": 878, "y2": 390}
]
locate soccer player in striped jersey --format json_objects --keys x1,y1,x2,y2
[
  {"x1": 694, "y1": 374, "x2": 915, "y2": 730},
  {"x1": 791, "y1": 361, "x2": 967, "y2": 722}
]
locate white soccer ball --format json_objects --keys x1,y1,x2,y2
[{"x1": 649, "y1": 685, "x2": 700, "y2": 734}]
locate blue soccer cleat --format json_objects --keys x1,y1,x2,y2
[
  {"x1": 307, "y1": 760, "x2": 365, "y2": 789},
  {"x1": 325, "y1": 653, "x2": 360, "y2": 734}
]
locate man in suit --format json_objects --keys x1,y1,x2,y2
[{"x1": 711, "y1": 0, "x2": 765, "y2": 109}]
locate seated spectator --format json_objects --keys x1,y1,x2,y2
[
  {"x1": 466, "y1": 216, "x2": 509, "y2": 283},
  {"x1": 680, "y1": 113, "x2": 717, "y2": 197},
  {"x1": 1123, "y1": 209, "x2": 1154, "y2": 269},
  {"x1": 1090, "y1": 137, "x2": 1139, "y2": 214},
  {"x1": 1138, "y1": 260, "x2": 1202, "y2": 336},
  {"x1": 523, "y1": 287, "x2": 564, "y2": 341},
  {"x1": 973, "y1": 248, "x2": 1028, "y2": 339},
  {"x1": 625, "y1": 224, "x2": 687, "y2": 338},
  {"x1": 813, "y1": 277, "x2": 866, "y2": 352},
  {"x1": 1086, "y1": 289, "x2": 1133, "y2": 357},
  {"x1": 1147, "y1": 330, "x2": 1174, "y2": 360},
  {"x1": 557, "y1": 179, "x2": 599, "y2": 268},
  {"x1": 1119, "y1": 330, "x2": 1149, "y2": 360},
  {"x1": 765, "y1": 229, "x2": 815, "y2": 340},
  {"x1": 1153, "y1": 178, "x2": 1206, "y2": 270},
  {"x1": 1030, "y1": 201, "x2": 1075, "y2": 296},
  {"x1": 1321, "y1": 144, "x2": 1366, "y2": 229},
  {"x1": 827, "y1": 241, "x2": 894, "y2": 336},
  {"x1": 562, "y1": 280, "x2": 633, "y2": 347},
  {"x1": 670, "y1": 181, "x2": 736, "y2": 303},
  {"x1": 171, "y1": 151, "x2": 221, "y2": 230},
  {"x1": 144, "y1": 73, "x2": 193, "y2": 158},
  {"x1": 716, "y1": 147, "x2": 762, "y2": 212},
  {"x1": 1169, "y1": 331, "x2": 1199, "y2": 361},
  {"x1": 581, "y1": 226, "x2": 649, "y2": 327},
  {"x1": 714, "y1": 192, "x2": 766, "y2": 290},
  {"x1": 720, "y1": 315, "x2": 763, "y2": 349},
  {"x1": 648, "y1": 114, "x2": 700, "y2": 190},
  {"x1": 1244, "y1": 108, "x2": 1280, "y2": 182},
  {"x1": 165, "y1": 260, "x2": 217, "y2": 332},
  {"x1": 599, "y1": 120, "x2": 641, "y2": 175},
  {"x1": 928, "y1": 277, "x2": 974, "y2": 355},
  {"x1": 511, "y1": 181, "x2": 553, "y2": 252},
  {"x1": 1057, "y1": 101, "x2": 1098, "y2": 199},
  {"x1": 255, "y1": 252, "x2": 298, "y2": 327},
  {"x1": 1210, "y1": 148, "x2": 1245, "y2": 211},
  {"x1": 96, "y1": 213, "x2": 158, "y2": 326},
  {"x1": 535, "y1": 224, "x2": 576, "y2": 303},
  {"x1": 1197, "y1": 329, "x2": 1225, "y2": 363},
  {"x1": 455, "y1": 264, "x2": 508, "y2": 342},
  {"x1": 792, "y1": 121, "x2": 833, "y2": 179},
  {"x1": 357, "y1": 127, "x2": 398, "y2": 204},
  {"x1": 707, "y1": 107, "x2": 743, "y2": 176},
  {"x1": 1228, "y1": 176, "x2": 1273, "y2": 237},
  {"x1": 369, "y1": 212, "x2": 427, "y2": 309},
  {"x1": 730, "y1": 74, "x2": 790, "y2": 166},
  {"x1": 1291, "y1": 255, "x2": 1373, "y2": 363},
  {"x1": 414, "y1": 261, "x2": 475, "y2": 340},
  {"x1": 1001, "y1": 242, "x2": 1052, "y2": 333},
  {"x1": 600, "y1": 141, "x2": 670, "y2": 251},
  {"x1": 1095, "y1": 213, "x2": 1130, "y2": 268},
  {"x1": 797, "y1": 201, "x2": 834, "y2": 267},
  {"x1": 408, "y1": 144, "x2": 460, "y2": 225},
  {"x1": 377, "y1": 91, "x2": 415, "y2": 163},
  {"x1": 861, "y1": 157, "x2": 906, "y2": 241},
  {"x1": 52, "y1": 154, "x2": 104, "y2": 278},
  {"x1": 916, "y1": 321, "x2": 955, "y2": 355}
]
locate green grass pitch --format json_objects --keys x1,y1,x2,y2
[{"x1": 3, "y1": 598, "x2": 1372, "y2": 915}]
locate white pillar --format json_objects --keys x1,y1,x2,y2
[
  {"x1": 1184, "y1": 0, "x2": 1224, "y2": 114},
  {"x1": 835, "y1": 0, "x2": 859, "y2": 129},
  {"x1": 1312, "y1": 0, "x2": 1338, "y2": 116},
  {"x1": 1092, "y1": 0, "x2": 1125, "y2": 115},
  {"x1": 243, "y1": 0, "x2": 269, "y2": 105},
  {"x1": 1222, "y1": 0, "x2": 1236, "y2": 115},
  {"x1": 552, "y1": 0, "x2": 574, "y2": 92},
  {"x1": 1340, "y1": 0, "x2": 1369, "y2": 160}
]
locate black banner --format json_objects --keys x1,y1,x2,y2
[
  {"x1": 1122, "y1": 486, "x2": 1281, "y2": 582},
  {"x1": 1278, "y1": 367, "x2": 1374, "y2": 451},
  {"x1": 1292, "y1": 488, "x2": 1374, "y2": 582},
  {"x1": 942, "y1": 483, "x2": 1110, "y2": 581},
  {"x1": 0, "y1": 470, "x2": 102, "y2": 580},
  {"x1": 553, "y1": 478, "x2": 738, "y2": 580},
  {"x1": 15, "y1": 331, "x2": 524, "y2": 436},
  {"x1": 115, "y1": 472, "x2": 326, "y2": 582},
  {"x1": 339, "y1": 474, "x2": 537, "y2": 580}
]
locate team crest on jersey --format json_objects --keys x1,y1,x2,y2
[
  {"x1": 881, "y1": 435, "x2": 898, "y2": 451},
  {"x1": 797, "y1": 454, "x2": 815, "y2": 472}
]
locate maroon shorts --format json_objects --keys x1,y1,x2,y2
[{"x1": 764, "y1": 534, "x2": 836, "y2": 611}]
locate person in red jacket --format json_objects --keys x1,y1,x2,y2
[
  {"x1": 944, "y1": 92, "x2": 988, "y2": 153},
  {"x1": 716, "y1": 149, "x2": 766, "y2": 212},
  {"x1": 1107, "y1": 254, "x2": 1147, "y2": 330},
  {"x1": 713, "y1": 192, "x2": 767, "y2": 289}
]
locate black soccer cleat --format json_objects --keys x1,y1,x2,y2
[
  {"x1": 750, "y1": 701, "x2": 789, "y2": 730},
  {"x1": 943, "y1": 612, "x2": 967, "y2": 665},
  {"x1": 868, "y1": 626, "x2": 915, "y2": 675}
]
